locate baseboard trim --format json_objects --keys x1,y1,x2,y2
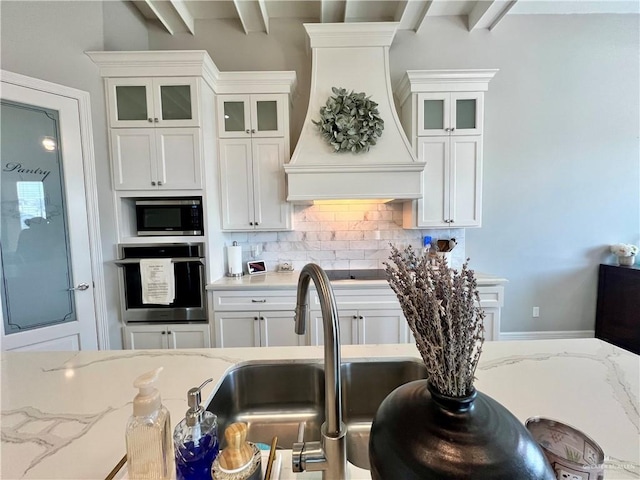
[{"x1": 499, "y1": 330, "x2": 595, "y2": 341}]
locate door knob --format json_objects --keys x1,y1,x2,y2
[{"x1": 69, "y1": 283, "x2": 90, "y2": 291}]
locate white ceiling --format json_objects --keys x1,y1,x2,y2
[{"x1": 133, "y1": 0, "x2": 640, "y2": 35}]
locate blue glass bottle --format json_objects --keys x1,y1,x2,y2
[{"x1": 173, "y1": 379, "x2": 219, "y2": 480}]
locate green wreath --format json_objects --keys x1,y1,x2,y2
[{"x1": 312, "y1": 87, "x2": 384, "y2": 153}]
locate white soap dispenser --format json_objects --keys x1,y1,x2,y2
[{"x1": 125, "y1": 367, "x2": 173, "y2": 480}]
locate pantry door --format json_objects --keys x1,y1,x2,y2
[{"x1": 0, "y1": 72, "x2": 102, "y2": 351}]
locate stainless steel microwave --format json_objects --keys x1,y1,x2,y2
[{"x1": 135, "y1": 198, "x2": 203, "y2": 236}]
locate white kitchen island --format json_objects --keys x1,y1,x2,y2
[{"x1": 1, "y1": 339, "x2": 638, "y2": 479}]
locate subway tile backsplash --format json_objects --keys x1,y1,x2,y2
[{"x1": 225, "y1": 201, "x2": 466, "y2": 273}]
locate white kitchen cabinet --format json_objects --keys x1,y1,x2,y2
[
  {"x1": 403, "y1": 135, "x2": 482, "y2": 228},
  {"x1": 211, "y1": 289, "x2": 303, "y2": 347},
  {"x1": 106, "y1": 77, "x2": 200, "y2": 128},
  {"x1": 477, "y1": 285, "x2": 504, "y2": 341},
  {"x1": 417, "y1": 92, "x2": 483, "y2": 136},
  {"x1": 217, "y1": 94, "x2": 286, "y2": 138},
  {"x1": 397, "y1": 70, "x2": 497, "y2": 229},
  {"x1": 219, "y1": 137, "x2": 291, "y2": 231},
  {"x1": 213, "y1": 311, "x2": 306, "y2": 348},
  {"x1": 215, "y1": 75, "x2": 295, "y2": 233},
  {"x1": 309, "y1": 308, "x2": 409, "y2": 346},
  {"x1": 123, "y1": 324, "x2": 211, "y2": 349},
  {"x1": 110, "y1": 128, "x2": 202, "y2": 190},
  {"x1": 309, "y1": 288, "x2": 409, "y2": 346}
]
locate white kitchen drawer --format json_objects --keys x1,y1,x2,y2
[
  {"x1": 212, "y1": 290, "x2": 297, "y2": 311},
  {"x1": 476, "y1": 286, "x2": 504, "y2": 308},
  {"x1": 313, "y1": 289, "x2": 400, "y2": 309}
]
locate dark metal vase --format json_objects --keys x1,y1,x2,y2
[{"x1": 369, "y1": 380, "x2": 556, "y2": 480}]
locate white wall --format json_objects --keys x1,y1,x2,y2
[
  {"x1": 1, "y1": 0, "x2": 149, "y2": 349},
  {"x1": 150, "y1": 14, "x2": 640, "y2": 334}
]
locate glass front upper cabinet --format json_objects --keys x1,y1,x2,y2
[
  {"x1": 217, "y1": 94, "x2": 285, "y2": 138},
  {"x1": 107, "y1": 77, "x2": 199, "y2": 128},
  {"x1": 417, "y1": 92, "x2": 483, "y2": 136}
]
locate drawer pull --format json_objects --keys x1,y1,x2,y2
[{"x1": 251, "y1": 299, "x2": 267, "y2": 303}]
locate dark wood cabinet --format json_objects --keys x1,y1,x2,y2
[{"x1": 595, "y1": 264, "x2": 640, "y2": 355}]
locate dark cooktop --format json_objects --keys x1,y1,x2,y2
[{"x1": 324, "y1": 269, "x2": 387, "y2": 281}]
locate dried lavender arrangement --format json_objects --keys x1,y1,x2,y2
[{"x1": 385, "y1": 244, "x2": 485, "y2": 398}]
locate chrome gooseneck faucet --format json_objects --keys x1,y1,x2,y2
[{"x1": 291, "y1": 263, "x2": 347, "y2": 480}]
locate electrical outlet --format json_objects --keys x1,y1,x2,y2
[
  {"x1": 278, "y1": 262, "x2": 294, "y2": 272},
  {"x1": 532, "y1": 307, "x2": 540, "y2": 318},
  {"x1": 556, "y1": 469, "x2": 585, "y2": 480}
]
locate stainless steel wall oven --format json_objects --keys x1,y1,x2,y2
[{"x1": 116, "y1": 243, "x2": 206, "y2": 323}]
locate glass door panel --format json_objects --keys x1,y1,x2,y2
[
  {"x1": 160, "y1": 85, "x2": 192, "y2": 120},
  {"x1": 423, "y1": 100, "x2": 444, "y2": 130},
  {"x1": 250, "y1": 95, "x2": 284, "y2": 137},
  {"x1": 451, "y1": 92, "x2": 483, "y2": 135},
  {"x1": 1, "y1": 100, "x2": 75, "y2": 334},
  {"x1": 417, "y1": 93, "x2": 449, "y2": 136},
  {"x1": 223, "y1": 101, "x2": 247, "y2": 133},
  {"x1": 455, "y1": 99, "x2": 477, "y2": 130},
  {"x1": 256, "y1": 100, "x2": 278, "y2": 132},
  {"x1": 115, "y1": 85, "x2": 148, "y2": 121}
]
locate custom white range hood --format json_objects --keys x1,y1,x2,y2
[{"x1": 285, "y1": 23, "x2": 424, "y2": 202}]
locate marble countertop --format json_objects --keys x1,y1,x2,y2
[
  {"x1": 1, "y1": 339, "x2": 638, "y2": 479},
  {"x1": 207, "y1": 270, "x2": 508, "y2": 290}
]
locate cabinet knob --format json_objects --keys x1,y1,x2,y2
[
  {"x1": 157, "y1": 181, "x2": 163, "y2": 186},
  {"x1": 151, "y1": 181, "x2": 156, "y2": 186},
  {"x1": 249, "y1": 222, "x2": 254, "y2": 226},
  {"x1": 255, "y1": 222, "x2": 259, "y2": 226},
  {"x1": 245, "y1": 129, "x2": 250, "y2": 134},
  {"x1": 353, "y1": 315, "x2": 357, "y2": 320},
  {"x1": 148, "y1": 118, "x2": 153, "y2": 123},
  {"x1": 167, "y1": 330, "x2": 172, "y2": 334},
  {"x1": 154, "y1": 118, "x2": 159, "y2": 123},
  {"x1": 251, "y1": 129, "x2": 256, "y2": 134},
  {"x1": 260, "y1": 316, "x2": 264, "y2": 321},
  {"x1": 359, "y1": 316, "x2": 364, "y2": 320},
  {"x1": 161, "y1": 331, "x2": 166, "y2": 335},
  {"x1": 450, "y1": 128, "x2": 455, "y2": 132},
  {"x1": 254, "y1": 317, "x2": 259, "y2": 321}
]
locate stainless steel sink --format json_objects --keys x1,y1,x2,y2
[
  {"x1": 205, "y1": 358, "x2": 427, "y2": 470},
  {"x1": 205, "y1": 361, "x2": 325, "y2": 447},
  {"x1": 341, "y1": 360, "x2": 428, "y2": 470}
]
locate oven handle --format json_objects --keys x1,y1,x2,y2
[{"x1": 114, "y1": 257, "x2": 205, "y2": 266}]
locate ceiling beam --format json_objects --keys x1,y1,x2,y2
[
  {"x1": 321, "y1": 0, "x2": 346, "y2": 23},
  {"x1": 397, "y1": 0, "x2": 434, "y2": 32},
  {"x1": 133, "y1": 0, "x2": 194, "y2": 35},
  {"x1": 232, "y1": 0, "x2": 269, "y2": 34},
  {"x1": 394, "y1": 1, "x2": 409, "y2": 22},
  {"x1": 468, "y1": 0, "x2": 518, "y2": 31},
  {"x1": 258, "y1": 0, "x2": 270, "y2": 34}
]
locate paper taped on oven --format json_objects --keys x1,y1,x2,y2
[{"x1": 139, "y1": 258, "x2": 175, "y2": 305}]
